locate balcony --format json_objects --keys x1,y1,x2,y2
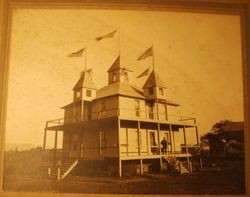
[{"x1": 46, "y1": 108, "x2": 196, "y2": 129}]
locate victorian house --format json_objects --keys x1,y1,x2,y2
[{"x1": 43, "y1": 56, "x2": 200, "y2": 179}]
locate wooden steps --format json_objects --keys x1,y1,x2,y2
[
  {"x1": 164, "y1": 156, "x2": 190, "y2": 174},
  {"x1": 50, "y1": 158, "x2": 79, "y2": 180}
]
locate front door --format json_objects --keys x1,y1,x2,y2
[{"x1": 149, "y1": 131, "x2": 158, "y2": 155}]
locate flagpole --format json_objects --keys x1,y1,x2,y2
[
  {"x1": 118, "y1": 27, "x2": 121, "y2": 57},
  {"x1": 84, "y1": 47, "x2": 87, "y2": 71},
  {"x1": 152, "y1": 45, "x2": 155, "y2": 71}
]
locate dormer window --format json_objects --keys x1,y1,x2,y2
[
  {"x1": 112, "y1": 72, "x2": 117, "y2": 82},
  {"x1": 86, "y1": 89, "x2": 92, "y2": 97}
]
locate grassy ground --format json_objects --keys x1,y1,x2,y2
[{"x1": 4, "y1": 170, "x2": 245, "y2": 194}]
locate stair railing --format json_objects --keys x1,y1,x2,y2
[{"x1": 60, "y1": 159, "x2": 79, "y2": 180}]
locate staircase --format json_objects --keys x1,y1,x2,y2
[
  {"x1": 165, "y1": 156, "x2": 190, "y2": 174},
  {"x1": 50, "y1": 158, "x2": 79, "y2": 180},
  {"x1": 177, "y1": 160, "x2": 189, "y2": 174}
]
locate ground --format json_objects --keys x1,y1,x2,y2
[{"x1": 4, "y1": 169, "x2": 245, "y2": 195}]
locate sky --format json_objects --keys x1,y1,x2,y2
[{"x1": 5, "y1": 8, "x2": 244, "y2": 148}]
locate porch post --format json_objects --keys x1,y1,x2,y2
[
  {"x1": 157, "y1": 122, "x2": 162, "y2": 171},
  {"x1": 43, "y1": 128, "x2": 47, "y2": 150},
  {"x1": 146, "y1": 129, "x2": 149, "y2": 155},
  {"x1": 172, "y1": 129, "x2": 176, "y2": 152},
  {"x1": 138, "y1": 121, "x2": 143, "y2": 175},
  {"x1": 165, "y1": 103, "x2": 168, "y2": 121},
  {"x1": 183, "y1": 125, "x2": 190, "y2": 170},
  {"x1": 80, "y1": 126, "x2": 83, "y2": 157},
  {"x1": 169, "y1": 124, "x2": 173, "y2": 155},
  {"x1": 53, "y1": 130, "x2": 58, "y2": 168},
  {"x1": 194, "y1": 119, "x2": 199, "y2": 145},
  {"x1": 118, "y1": 118, "x2": 122, "y2": 177},
  {"x1": 126, "y1": 128, "x2": 129, "y2": 156},
  {"x1": 138, "y1": 121, "x2": 141, "y2": 156}
]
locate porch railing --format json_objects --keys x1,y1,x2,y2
[{"x1": 46, "y1": 108, "x2": 196, "y2": 127}]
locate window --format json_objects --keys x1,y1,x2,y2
[
  {"x1": 149, "y1": 87, "x2": 154, "y2": 95},
  {"x1": 148, "y1": 102, "x2": 154, "y2": 119},
  {"x1": 159, "y1": 88, "x2": 164, "y2": 96},
  {"x1": 124, "y1": 72, "x2": 128, "y2": 81},
  {"x1": 76, "y1": 90, "x2": 81, "y2": 98},
  {"x1": 86, "y1": 89, "x2": 92, "y2": 97},
  {"x1": 135, "y1": 100, "x2": 140, "y2": 117},
  {"x1": 112, "y1": 72, "x2": 117, "y2": 82},
  {"x1": 101, "y1": 100, "x2": 106, "y2": 111}
]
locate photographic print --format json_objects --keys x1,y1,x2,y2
[{"x1": 1, "y1": 3, "x2": 246, "y2": 195}]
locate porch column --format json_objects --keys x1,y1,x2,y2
[
  {"x1": 118, "y1": 118, "x2": 122, "y2": 177},
  {"x1": 138, "y1": 121, "x2": 141, "y2": 156},
  {"x1": 165, "y1": 103, "x2": 168, "y2": 121},
  {"x1": 183, "y1": 125, "x2": 190, "y2": 170},
  {"x1": 137, "y1": 121, "x2": 143, "y2": 175},
  {"x1": 195, "y1": 126, "x2": 199, "y2": 146},
  {"x1": 146, "y1": 129, "x2": 149, "y2": 155},
  {"x1": 172, "y1": 129, "x2": 176, "y2": 152},
  {"x1": 69, "y1": 132, "x2": 72, "y2": 157},
  {"x1": 80, "y1": 126, "x2": 83, "y2": 157},
  {"x1": 81, "y1": 100, "x2": 84, "y2": 121},
  {"x1": 157, "y1": 123, "x2": 162, "y2": 171},
  {"x1": 43, "y1": 129, "x2": 47, "y2": 150},
  {"x1": 53, "y1": 130, "x2": 58, "y2": 167},
  {"x1": 126, "y1": 128, "x2": 129, "y2": 156},
  {"x1": 194, "y1": 119, "x2": 202, "y2": 169},
  {"x1": 169, "y1": 124, "x2": 173, "y2": 154},
  {"x1": 183, "y1": 125, "x2": 188, "y2": 153}
]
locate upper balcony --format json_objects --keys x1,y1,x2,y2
[{"x1": 45, "y1": 108, "x2": 197, "y2": 130}]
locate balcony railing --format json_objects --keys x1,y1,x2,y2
[{"x1": 46, "y1": 108, "x2": 196, "y2": 128}]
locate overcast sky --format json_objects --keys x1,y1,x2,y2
[{"x1": 5, "y1": 8, "x2": 244, "y2": 148}]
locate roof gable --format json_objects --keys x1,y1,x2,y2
[
  {"x1": 73, "y1": 70, "x2": 96, "y2": 90},
  {"x1": 143, "y1": 70, "x2": 166, "y2": 89},
  {"x1": 107, "y1": 56, "x2": 121, "y2": 72}
]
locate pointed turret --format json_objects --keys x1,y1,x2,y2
[
  {"x1": 73, "y1": 69, "x2": 97, "y2": 101},
  {"x1": 107, "y1": 56, "x2": 132, "y2": 84},
  {"x1": 142, "y1": 70, "x2": 166, "y2": 100}
]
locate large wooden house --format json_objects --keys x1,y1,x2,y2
[{"x1": 43, "y1": 56, "x2": 200, "y2": 178}]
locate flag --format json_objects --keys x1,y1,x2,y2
[
  {"x1": 86, "y1": 68, "x2": 92, "y2": 74},
  {"x1": 95, "y1": 29, "x2": 118, "y2": 41},
  {"x1": 137, "y1": 67, "x2": 150, "y2": 78},
  {"x1": 67, "y1": 48, "x2": 85, "y2": 57},
  {"x1": 137, "y1": 46, "x2": 153, "y2": 61}
]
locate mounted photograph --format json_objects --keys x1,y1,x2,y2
[{"x1": 1, "y1": 3, "x2": 246, "y2": 195}]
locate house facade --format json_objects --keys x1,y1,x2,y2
[{"x1": 43, "y1": 57, "x2": 200, "y2": 178}]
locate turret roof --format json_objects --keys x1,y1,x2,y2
[
  {"x1": 142, "y1": 70, "x2": 166, "y2": 89},
  {"x1": 107, "y1": 56, "x2": 132, "y2": 72},
  {"x1": 73, "y1": 70, "x2": 96, "y2": 90}
]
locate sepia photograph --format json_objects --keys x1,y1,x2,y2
[{"x1": 0, "y1": 0, "x2": 249, "y2": 196}]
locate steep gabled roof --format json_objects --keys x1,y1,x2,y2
[
  {"x1": 107, "y1": 56, "x2": 133, "y2": 73},
  {"x1": 107, "y1": 56, "x2": 121, "y2": 72},
  {"x1": 73, "y1": 70, "x2": 96, "y2": 90},
  {"x1": 142, "y1": 70, "x2": 166, "y2": 89},
  {"x1": 95, "y1": 82, "x2": 145, "y2": 100}
]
